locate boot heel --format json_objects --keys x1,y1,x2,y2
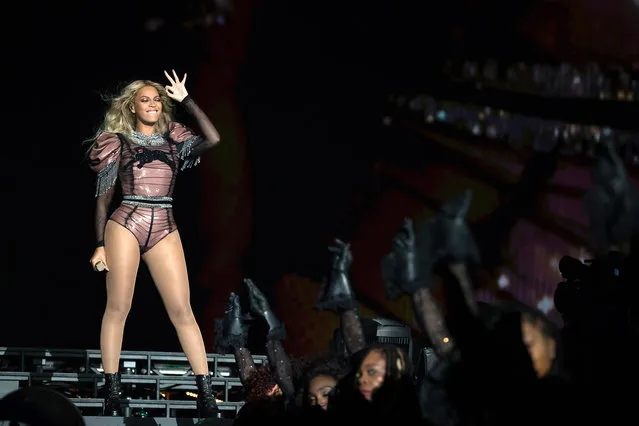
[{"x1": 196, "y1": 374, "x2": 219, "y2": 418}]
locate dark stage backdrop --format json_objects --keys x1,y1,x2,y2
[{"x1": 1, "y1": 0, "x2": 635, "y2": 357}]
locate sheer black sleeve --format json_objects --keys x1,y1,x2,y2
[
  {"x1": 94, "y1": 186, "x2": 115, "y2": 245},
  {"x1": 339, "y1": 309, "x2": 366, "y2": 355},
  {"x1": 233, "y1": 347, "x2": 257, "y2": 387},
  {"x1": 429, "y1": 264, "x2": 485, "y2": 361},
  {"x1": 264, "y1": 339, "x2": 295, "y2": 399},
  {"x1": 169, "y1": 97, "x2": 220, "y2": 170},
  {"x1": 88, "y1": 132, "x2": 121, "y2": 244},
  {"x1": 181, "y1": 96, "x2": 220, "y2": 150},
  {"x1": 412, "y1": 287, "x2": 457, "y2": 359}
]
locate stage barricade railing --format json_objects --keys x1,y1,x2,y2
[{"x1": 0, "y1": 347, "x2": 265, "y2": 418}]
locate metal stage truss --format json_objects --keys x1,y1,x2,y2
[
  {"x1": 0, "y1": 347, "x2": 267, "y2": 420},
  {"x1": 82, "y1": 418, "x2": 232, "y2": 425}
]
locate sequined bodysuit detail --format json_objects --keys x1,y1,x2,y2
[
  {"x1": 109, "y1": 136, "x2": 180, "y2": 253},
  {"x1": 89, "y1": 98, "x2": 217, "y2": 253}
]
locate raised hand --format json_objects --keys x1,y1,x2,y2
[
  {"x1": 224, "y1": 292, "x2": 241, "y2": 315},
  {"x1": 244, "y1": 278, "x2": 270, "y2": 315},
  {"x1": 221, "y1": 292, "x2": 247, "y2": 347},
  {"x1": 429, "y1": 189, "x2": 481, "y2": 264},
  {"x1": 382, "y1": 218, "x2": 428, "y2": 299},
  {"x1": 225, "y1": 293, "x2": 243, "y2": 331},
  {"x1": 164, "y1": 69, "x2": 189, "y2": 102},
  {"x1": 328, "y1": 238, "x2": 352, "y2": 271},
  {"x1": 317, "y1": 239, "x2": 356, "y2": 311},
  {"x1": 382, "y1": 191, "x2": 480, "y2": 300},
  {"x1": 244, "y1": 278, "x2": 283, "y2": 336},
  {"x1": 393, "y1": 218, "x2": 418, "y2": 283}
]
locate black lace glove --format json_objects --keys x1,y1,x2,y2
[
  {"x1": 317, "y1": 239, "x2": 357, "y2": 311},
  {"x1": 244, "y1": 278, "x2": 286, "y2": 340},
  {"x1": 583, "y1": 141, "x2": 636, "y2": 254},
  {"x1": 382, "y1": 218, "x2": 430, "y2": 299}
]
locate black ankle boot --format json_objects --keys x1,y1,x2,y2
[
  {"x1": 103, "y1": 373, "x2": 122, "y2": 416},
  {"x1": 196, "y1": 374, "x2": 219, "y2": 418}
]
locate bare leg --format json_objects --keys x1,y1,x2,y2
[
  {"x1": 143, "y1": 231, "x2": 209, "y2": 375},
  {"x1": 101, "y1": 221, "x2": 140, "y2": 373}
]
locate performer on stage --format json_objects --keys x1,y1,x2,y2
[{"x1": 87, "y1": 70, "x2": 220, "y2": 418}]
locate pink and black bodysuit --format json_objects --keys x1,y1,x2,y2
[{"x1": 89, "y1": 97, "x2": 217, "y2": 253}]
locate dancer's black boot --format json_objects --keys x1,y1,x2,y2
[
  {"x1": 196, "y1": 374, "x2": 219, "y2": 418},
  {"x1": 103, "y1": 373, "x2": 122, "y2": 416}
]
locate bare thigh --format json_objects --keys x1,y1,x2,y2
[
  {"x1": 142, "y1": 231, "x2": 193, "y2": 324},
  {"x1": 104, "y1": 220, "x2": 140, "y2": 315}
]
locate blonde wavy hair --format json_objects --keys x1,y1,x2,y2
[{"x1": 86, "y1": 80, "x2": 175, "y2": 148}]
